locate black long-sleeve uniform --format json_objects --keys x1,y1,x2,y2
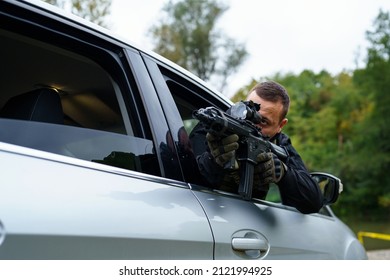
[{"x1": 190, "y1": 123, "x2": 324, "y2": 214}]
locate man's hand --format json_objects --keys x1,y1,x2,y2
[
  {"x1": 206, "y1": 133, "x2": 239, "y2": 168},
  {"x1": 254, "y1": 152, "x2": 286, "y2": 185}
]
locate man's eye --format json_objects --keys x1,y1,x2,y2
[{"x1": 261, "y1": 119, "x2": 268, "y2": 126}]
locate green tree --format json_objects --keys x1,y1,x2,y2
[
  {"x1": 42, "y1": 0, "x2": 111, "y2": 27},
  {"x1": 346, "y1": 9, "x2": 390, "y2": 217},
  {"x1": 149, "y1": 0, "x2": 248, "y2": 93}
]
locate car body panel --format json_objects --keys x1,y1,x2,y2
[{"x1": 0, "y1": 143, "x2": 213, "y2": 259}]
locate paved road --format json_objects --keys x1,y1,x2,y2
[{"x1": 367, "y1": 249, "x2": 390, "y2": 260}]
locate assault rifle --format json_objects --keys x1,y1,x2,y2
[{"x1": 193, "y1": 101, "x2": 288, "y2": 200}]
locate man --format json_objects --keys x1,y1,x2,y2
[{"x1": 193, "y1": 81, "x2": 323, "y2": 214}]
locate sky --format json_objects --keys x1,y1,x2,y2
[{"x1": 109, "y1": 0, "x2": 390, "y2": 97}]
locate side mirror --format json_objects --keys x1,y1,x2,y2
[{"x1": 310, "y1": 172, "x2": 343, "y2": 205}]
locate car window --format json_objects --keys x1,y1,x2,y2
[{"x1": 0, "y1": 27, "x2": 160, "y2": 177}]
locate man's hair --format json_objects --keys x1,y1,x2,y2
[{"x1": 250, "y1": 81, "x2": 290, "y2": 121}]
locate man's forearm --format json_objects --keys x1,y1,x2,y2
[{"x1": 278, "y1": 168, "x2": 324, "y2": 214}]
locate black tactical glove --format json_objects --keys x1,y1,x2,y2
[
  {"x1": 254, "y1": 152, "x2": 287, "y2": 185},
  {"x1": 206, "y1": 132, "x2": 239, "y2": 168}
]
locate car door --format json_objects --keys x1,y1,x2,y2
[
  {"x1": 0, "y1": 1, "x2": 214, "y2": 259},
  {"x1": 144, "y1": 54, "x2": 352, "y2": 259},
  {"x1": 193, "y1": 190, "x2": 348, "y2": 259}
]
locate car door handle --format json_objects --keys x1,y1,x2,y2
[{"x1": 232, "y1": 237, "x2": 268, "y2": 251}]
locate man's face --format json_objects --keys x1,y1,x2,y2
[{"x1": 246, "y1": 91, "x2": 288, "y2": 138}]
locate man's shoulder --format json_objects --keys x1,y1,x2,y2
[{"x1": 274, "y1": 132, "x2": 291, "y2": 146}]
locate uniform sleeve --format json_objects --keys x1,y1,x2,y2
[{"x1": 276, "y1": 134, "x2": 324, "y2": 214}]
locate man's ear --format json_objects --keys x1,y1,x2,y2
[{"x1": 279, "y1": 118, "x2": 288, "y2": 132}]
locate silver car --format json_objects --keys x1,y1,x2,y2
[{"x1": 0, "y1": 0, "x2": 367, "y2": 259}]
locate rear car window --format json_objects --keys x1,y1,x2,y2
[{"x1": 0, "y1": 27, "x2": 160, "y2": 177}]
